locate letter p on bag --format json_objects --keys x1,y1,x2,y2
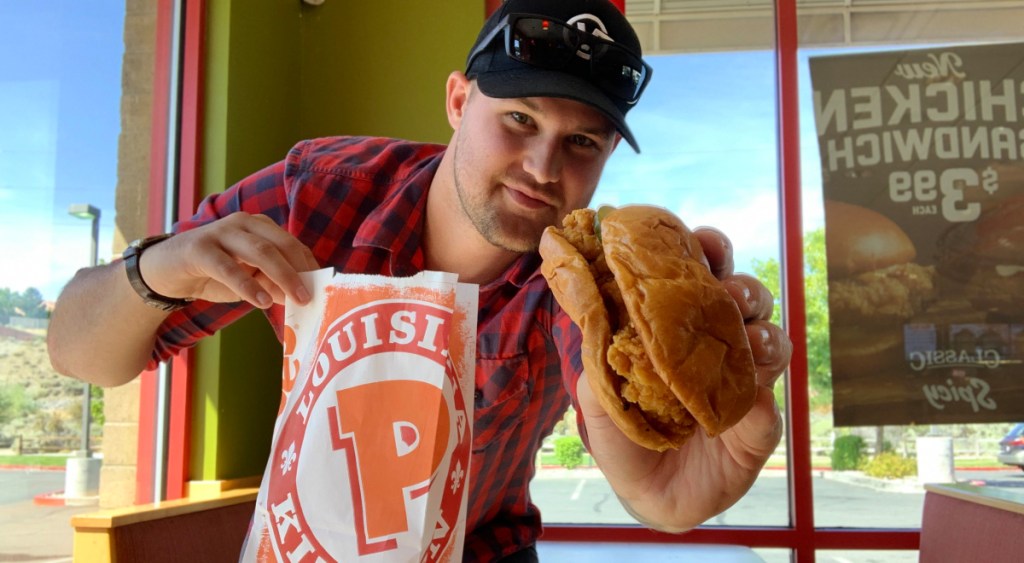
[{"x1": 332, "y1": 380, "x2": 451, "y2": 540}]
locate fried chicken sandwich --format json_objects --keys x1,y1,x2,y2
[{"x1": 539, "y1": 205, "x2": 757, "y2": 452}]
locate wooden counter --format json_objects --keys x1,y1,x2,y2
[{"x1": 71, "y1": 487, "x2": 257, "y2": 562}]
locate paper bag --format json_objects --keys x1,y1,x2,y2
[{"x1": 240, "y1": 269, "x2": 478, "y2": 562}]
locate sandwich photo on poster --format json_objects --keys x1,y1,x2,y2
[{"x1": 809, "y1": 42, "x2": 1024, "y2": 427}]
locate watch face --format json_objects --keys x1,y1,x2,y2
[
  {"x1": 125, "y1": 233, "x2": 172, "y2": 257},
  {"x1": 123, "y1": 242, "x2": 141, "y2": 259}
]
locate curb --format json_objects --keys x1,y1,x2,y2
[
  {"x1": 821, "y1": 470, "x2": 923, "y2": 493},
  {"x1": 32, "y1": 490, "x2": 100, "y2": 507},
  {"x1": 33, "y1": 490, "x2": 68, "y2": 506},
  {"x1": 0, "y1": 464, "x2": 66, "y2": 472}
]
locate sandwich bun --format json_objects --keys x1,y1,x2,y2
[
  {"x1": 824, "y1": 200, "x2": 935, "y2": 325},
  {"x1": 539, "y1": 205, "x2": 757, "y2": 452},
  {"x1": 824, "y1": 200, "x2": 916, "y2": 278}
]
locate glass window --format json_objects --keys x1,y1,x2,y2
[
  {"x1": 532, "y1": 1, "x2": 1024, "y2": 552},
  {"x1": 798, "y1": 0, "x2": 1024, "y2": 532},
  {"x1": 531, "y1": 46, "x2": 786, "y2": 528},
  {"x1": 0, "y1": 2, "x2": 126, "y2": 559}
]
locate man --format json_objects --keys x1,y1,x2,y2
[{"x1": 48, "y1": 0, "x2": 791, "y2": 561}]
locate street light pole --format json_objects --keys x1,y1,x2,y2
[{"x1": 68, "y1": 203, "x2": 100, "y2": 458}]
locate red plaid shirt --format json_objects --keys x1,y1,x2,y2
[{"x1": 151, "y1": 136, "x2": 585, "y2": 561}]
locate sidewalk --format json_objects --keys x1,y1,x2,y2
[
  {"x1": 0, "y1": 499, "x2": 92, "y2": 562},
  {"x1": 0, "y1": 467, "x2": 95, "y2": 563}
]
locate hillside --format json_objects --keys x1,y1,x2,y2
[{"x1": 0, "y1": 330, "x2": 88, "y2": 446}]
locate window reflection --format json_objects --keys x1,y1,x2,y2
[{"x1": 0, "y1": 2, "x2": 125, "y2": 558}]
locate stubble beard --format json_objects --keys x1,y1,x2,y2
[{"x1": 451, "y1": 132, "x2": 546, "y2": 254}]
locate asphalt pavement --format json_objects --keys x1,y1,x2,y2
[{"x1": 0, "y1": 468, "x2": 91, "y2": 563}]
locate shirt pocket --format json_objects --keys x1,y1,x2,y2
[{"x1": 471, "y1": 352, "x2": 531, "y2": 453}]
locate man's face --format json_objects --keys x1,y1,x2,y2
[{"x1": 449, "y1": 82, "x2": 620, "y2": 253}]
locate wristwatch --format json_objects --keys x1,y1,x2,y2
[{"x1": 122, "y1": 233, "x2": 194, "y2": 312}]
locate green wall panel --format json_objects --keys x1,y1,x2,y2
[
  {"x1": 298, "y1": 0, "x2": 480, "y2": 143},
  {"x1": 191, "y1": 0, "x2": 481, "y2": 481}
]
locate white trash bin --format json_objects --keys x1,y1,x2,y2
[{"x1": 916, "y1": 436, "x2": 955, "y2": 485}]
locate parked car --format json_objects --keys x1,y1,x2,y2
[{"x1": 997, "y1": 423, "x2": 1024, "y2": 471}]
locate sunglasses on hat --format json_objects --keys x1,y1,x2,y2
[{"x1": 467, "y1": 13, "x2": 653, "y2": 104}]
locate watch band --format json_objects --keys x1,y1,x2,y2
[{"x1": 122, "y1": 233, "x2": 194, "y2": 312}]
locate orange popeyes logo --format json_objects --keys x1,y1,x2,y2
[
  {"x1": 260, "y1": 286, "x2": 470, "y2": 563},
  {"x1": 328, "y1": 380, "x2": 451, "y2": 547}
]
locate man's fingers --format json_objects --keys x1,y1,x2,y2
[
  {"x1": 722, "y1": 274, "x2": 774, "y2": 321},
  {"x1": 206, "y1": 212, "x2": 318, "y2": 305},
  {"x1": 196, "y1": 249, "x2": 278, "y2": 308},
  {"x1": 215, "y1": 229, "x2": 313, "y2": 306},
  {"x1": 245, "y1": 213, "x2": 321, "y2": 272},
  {"x1": 746, "y1": 320, "x2": 792, "y2": 388},
  {"x1": 241, "y1": 215, "x2": 320, "y2": 303},
  {"x1": 147, "y1": 212, "x2": 318, "y2": 307},
  {"x1": 693, "y1": 226, "x2": 734, "y2": 279},
  {"x1": 252, "y1": 270, "x2": 288, "y2": 306},
  {"x1": 692, "y1": 226, "x2": 788, "y2": 388}
]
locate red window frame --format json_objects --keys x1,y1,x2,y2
[{"x1": 137, "y1": 0, "x2": 204, "y2": 504}]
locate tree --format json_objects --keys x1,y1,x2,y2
[
  {"x1": 0, "y1": 287, "x2": 11, "y2": 324},
  {"x1": 91, "y1": 385, "x2": 105, "y2": 427},
  {"x1": 751, "y1": 227, "x2": 833, "y2": 411},
  {"x1": 15, "y1": 287, "x2": 48, "y2": 319},
  {"x1": 0, "y1": 384, "x2": 37, "y2": 427},
  {"x1": 0, "y1": 286, "x2": 49, "y2": 321}
]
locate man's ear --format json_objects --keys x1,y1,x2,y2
[{"x1": 445, "y1": 71, "x2": 471, "y2": 130}]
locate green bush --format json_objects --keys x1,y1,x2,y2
[
  {"x1": 831, "y1": 435, "x2": 866, "y2": 471},
  {"x1": 863, "y1": 452, "x2": 917, "y2": 480},
  {"x1": 0, "y1": 384, "x2": 36, "y2": 426},
  {"x1": 553, "y1": 435, "x2": 585, "y2": 469}
]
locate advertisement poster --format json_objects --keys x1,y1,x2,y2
[{"x1": 810, "y1": 42, "x2": 1024, "y2": 426}]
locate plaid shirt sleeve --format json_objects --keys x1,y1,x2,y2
[
  {"x1": 145, "y1": 136, "x2": 438, "y2": 370},
  {"x1": 146, "y1": 150, "x2": 300, "y2": 369}
]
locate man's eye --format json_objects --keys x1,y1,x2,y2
[
  {"x1": 509, "y1": 111, "x2": 530, "y2": 124},
  {"x1": 570, "y1": 134, "x2": 597, "y2": 148}
]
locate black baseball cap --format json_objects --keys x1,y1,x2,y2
[{"x1": 465, "y1": 0, "x2": 651, "y2": 152}]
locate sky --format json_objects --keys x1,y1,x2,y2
[
  {"x1": 0, "y1": 3, "x2": 828, "y2": 302},
  {"x1": 599, "y1": 49, "x2": 827, "y2": 276},
  {"x1": 0, "y1": 2, "x2": 123, "y2": 302}
]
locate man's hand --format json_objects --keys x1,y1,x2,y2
[
  {"x1": 576, "y1": 226, "x2": 791, "y2": 533},
  {"x1": 142, "y1": 212, "x2": 320, "y2": 308},
  {"x1": 48, "y1": 212, "x2": 320, "y2": 386}
]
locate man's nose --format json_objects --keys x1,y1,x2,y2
[{"x1": 522, "y1": 136, "x2": 562, "y2": 185}]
